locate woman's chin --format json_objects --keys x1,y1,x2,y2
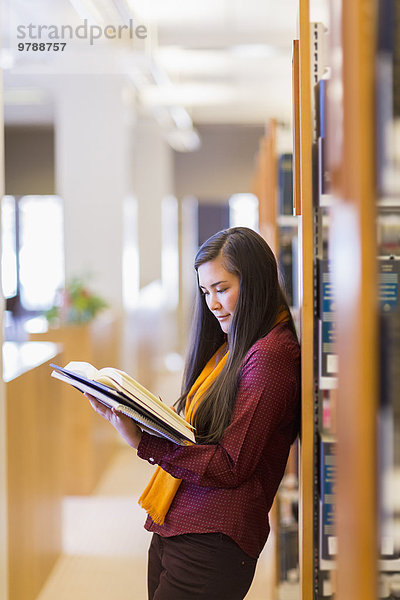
[{"x1": 219, "y1": 319, "x2": 230, "y2": 334}]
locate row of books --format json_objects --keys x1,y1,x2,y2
[
  {"x1": 313, "y1": 9, "x2": 400, "y2": 588},
  {"x1": 316, "y1": 257, "x2": 400, "y2": 564}
]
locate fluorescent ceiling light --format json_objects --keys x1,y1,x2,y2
[
  {"x1": 68, "y1": 0, "x2": 129, "y2": 24},
  {"x1": 229, "y1": 44, "x2": 278, "y2": 58},
  {"x1": 169, "y1": 106, "x2": 193, "y2": 130},
  {"x1": 68, "y1": 0, "x2": 106, "y2": 24},
  {"x1": 140, "y1": 83, "x2": 235, "y2": 107},
  {"x1": 166, "y1": 128, "x2": 201, "y2": 153},
  {"x1": 126, "y1": 0, "x2": 227, "y2": 23},
  {"x1": 155, "y1": 47, "x2": 232, "y2": 76}
]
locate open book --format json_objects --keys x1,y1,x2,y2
[{"x1": 50, "y1": 362, "x2": 195, "y2": 445}]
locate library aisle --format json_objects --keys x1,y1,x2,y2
[{"x1": 34, "y1": 366, "x2": 299, "y2": 600}]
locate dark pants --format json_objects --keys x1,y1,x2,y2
[{"x1": 147, "y1": 532, "x2": 257, "y2": 600}]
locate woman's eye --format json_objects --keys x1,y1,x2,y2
[{"x1": 217, "y1": 288, "x2": 227, "y2": 294}]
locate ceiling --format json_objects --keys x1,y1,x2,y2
[{"x1": 1, "y1": 0, "x2": 328, "y2": 144}]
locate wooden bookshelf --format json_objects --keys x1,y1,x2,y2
[
  {"x1": 292, "y1": 39, "x2": 301, "y2": 217},
  {"x1": 295, "y1": 0, "x2": 385, "y2": 598},
  {"x1": 296, "y1": 2, "x2": 314, "y2": 599},
  {"x1": 252, "y1": 119, "x2": 300, "y2": 596},
  {"x1": 254, "y1": 119, "x2": 279, "y2": 255},
  {"x1": 329, "y1": 1, "x2": 378, "y2": 598}
]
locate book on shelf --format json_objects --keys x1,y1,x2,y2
[
  {"x1": 317, "y1": 259, "x2": 338, "y2": 378},
  {"x1": 378, "y1": 215, "x2": 400, "y2": 256},
  {"x1": 278, "y1": 153, "x2": 294, "y2": 215},
  {"x1": 315, "y1": 78, "x2": 331, "y2": 198},
  {"x1": 318, "y1": 433, "x2": 337, "y2": 565},
  {"x1": 50, "y1": 362, "x2": 196, "y2": 446},
  {"x1": 378, "y1": 256, "x2": 400, "y2": 562},
  {"x1": 311, "y1": 22, "x2": 327, "y2": 142},
  {"x1": 279, "y1": 233, "x2": 294, "y2": 306}
]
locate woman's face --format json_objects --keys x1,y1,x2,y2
[{"x1": 197, "y1": 255, "x2": 240, "y2": 334}]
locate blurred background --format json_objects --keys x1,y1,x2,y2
[
  {"x1": 0, "y1": 1, "x2": 330, "y2": 599},
  {"x1": 1, "y1": 0, "x2": 316, "y2": 358}
]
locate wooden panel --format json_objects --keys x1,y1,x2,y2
[
  {"x1": 334, "y1": 0, "x2": 378, "y2": 598},
  {"x1": 257, "y1": 136, "x2": 269, "y2": 239},
  {"x1": 29, "y1": 313, "x2": 120, "y2": 495},
  {"x1": 297, "y1": 1, "x2": 315, "y2": 599},
  {"x1": 258, "y1": 120, "x2": 279, "y2": 254},
  {"x1": 292, "y1": 39, "x2": 301, "y2": 216},
  {"x1": 6, "y1": 354, "x2": 64, "y2": 600}
]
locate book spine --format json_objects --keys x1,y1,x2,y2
[
  {"x1": 318, "y1": 435, "x2": 337, "y2": 564},
  {"x1": 317, "y1": 259, "x2": 338, "y2": 378},
  {"x1": 317, "y1": 79, "x2": 330, "y2": 197},
  {"x1": 278, "y1": 153, "x2": 294, "y2": 216},
  {"x1": 279, "y1": 235, "x2": 294, "y2": 307},
  {"x1": 311, "y1": 22, "x2": 327, "y2": 143}
]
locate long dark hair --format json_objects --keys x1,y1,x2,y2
[{"x1": 175, "y1": 227, "x2": 297, "y2": 444}]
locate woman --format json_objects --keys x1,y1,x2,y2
[{"x1": 87, "y1": 227, "x2": 300, "y2": 600}]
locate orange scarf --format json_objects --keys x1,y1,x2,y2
[
  {"x1": 138, "y1": 343, "x2": 228, "y2": 525},
  {"x1": 138, "y1": 308, "x2": 290, "y2": 525}
]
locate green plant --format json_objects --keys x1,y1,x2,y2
[{"x1": 45, "y1": 276, "x2": 108, "y2": 326}]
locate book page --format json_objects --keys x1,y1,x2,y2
[{"x1": 64, "y1": 361, "x2": 100, "y2": 380}]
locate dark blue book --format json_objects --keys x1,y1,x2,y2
[{"x1": 278, "y1": 153, "x2": 294, "y2": 215}]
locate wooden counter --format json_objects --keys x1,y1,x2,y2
[
  {"x1": 4, "y1": 342, "x2": 63, "y2": 600},
  {"x1": 28, "y1": 313, "x2": 120, "y2": 495}
]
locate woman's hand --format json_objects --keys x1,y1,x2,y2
[{"x1": 85, "y1": 393, "x2": 142, "y2": 449}]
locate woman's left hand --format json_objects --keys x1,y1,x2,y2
[{"x1": 85, "y1": 393, "x2": 142, "y2": 449}]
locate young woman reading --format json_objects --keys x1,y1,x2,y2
[{"x1": 86, "y1": 227, "x2": 301, "y2": 600}]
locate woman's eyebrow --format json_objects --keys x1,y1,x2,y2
[{"x1": 199, "y1": 280, "x2": 228, "y2": 290}]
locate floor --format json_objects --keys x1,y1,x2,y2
[
  {"x1": 36, "y1": 443, "x2": 298, "y2": 600},
  {"x1": 35, "y1": 309, "x2": 299, "y2": 599}
]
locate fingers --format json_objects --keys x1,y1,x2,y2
[
  {"x1": 84, "y1": 393, "x2": 112, "y2": 421},
  {"x1": 83, "y1": 394, "x2": 142, "y2": 448}
]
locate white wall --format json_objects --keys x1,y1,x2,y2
[
  {"x1": 55, "y1": 77, "x2": 174, "y2": 310},
  {"x1": 55, "y1": 74, "x2": 135, "y2": 312},
  {"x1": 133, "y1": 116, "x2": 174, "y2": 289}
]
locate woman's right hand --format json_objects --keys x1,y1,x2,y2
[{"x1": 85, "y1": 393, "x2": 143, "y2": 449}]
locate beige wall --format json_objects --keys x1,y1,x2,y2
[{"x1": 174, "y1": 124, "x2": 264, "y2": 201}]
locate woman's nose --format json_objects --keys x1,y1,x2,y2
[{"x1": 209, "y1": 294, "x2": 222, "y2": 311}]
